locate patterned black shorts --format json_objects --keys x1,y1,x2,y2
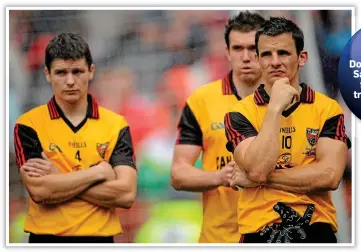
[{"x1": 240, "y1": 202, "x2": 337, "y2": 243}]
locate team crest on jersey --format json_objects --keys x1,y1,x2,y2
[
  {"x1": 49, "y1": 143, "x2": 62, "y2": 153},
  {"x1": 306, "y1": 128, "x2": 319, "y2": 146},
  {"x1": 276, "y1": 152, "x2": 292, "y2": 169},
  {"x1": 303, "y1": 128, "x2": 319, "y2": 156},
  {"x1": 96, "y1": 142, "x2": 109, "y2": 158}
]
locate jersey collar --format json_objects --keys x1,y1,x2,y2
[
  {"x1": 47, "y1": 94, "x2": 100, "y2": 120},
  {"x1": 222, "y1": 71, "x2": 242, "y2": 100},
  {"x1": 253, "y1": 82, "x2": 315, "y2": 105}
]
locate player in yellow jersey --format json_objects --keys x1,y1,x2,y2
[
  {"x1": 224, "y1": 17, "x2": 351, "y2": 243},
  {"x1": 14, "y1": 33, "x2": 137, "y2": 243},
  {"x1": 170, "y1": 11, "x2": 265, "y2": 243}
]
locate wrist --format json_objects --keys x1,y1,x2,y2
[
  {"x1": 214, "y1": 170, "x2": 222, "y2": 187},
  {"x1": 267, "y1": 103, "x2": 283, "y2": 115},
  {"x1": 91, "y1": 165, "x2": 106, "y2": 181}
]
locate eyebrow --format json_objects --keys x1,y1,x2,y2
[
  {"x1": 259, "y1": 49, "x2": 292, "y2": 57},
  {"x1": 260, "y1": 50, "x2": 271, "y2": 57},
  {"x1": 53, "y1": 68, "x2": 67, "y2": 72},
  {"x1": 232, "y1": 44, "x2": 256, "y2": 50},
  {"x1": 53, "y1": 66, "x2": 85, "y2": 71},
  {"x1": 277, "y1": 49, "x2": 291, "y2": 55}
]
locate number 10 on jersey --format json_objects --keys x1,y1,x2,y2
[{"x1": 282, "y1": 135, "x2": 292, "y2": 149}]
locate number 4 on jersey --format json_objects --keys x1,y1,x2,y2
[{"x1": 75, "y1": 150, "x2": 82, "y2": 161}]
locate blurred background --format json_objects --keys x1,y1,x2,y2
[{"x1": 8, "y1": 9, "x2": 353, "y2": 243}]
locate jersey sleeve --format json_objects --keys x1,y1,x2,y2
[
  {"x1": 224, "y1": 111, "x2": 258, "y2": 153},
  {"x1": 14, "y1": 123, "x2": 43, "y2": 169},
  {"x1": 175, "y1": 102, "x2": 203, "y2": 146},
  {"x1": 319, "y1": 101, "x2": 351, "y2": 149},
  {"x1": 109, "y1": 126, "x2": 137, "y2": 169}
]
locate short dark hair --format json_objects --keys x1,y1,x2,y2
[
  {"x1": 255, "y1": 17, "x2": 304, "y2": 55},
  {"x1": 45, "y1": 33, "x2": 93, "y2": 71},
  {"x1": 224, "y1": 11, "x2": 265, "y2": 48}
]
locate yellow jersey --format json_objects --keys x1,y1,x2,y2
[
  {"x1": 14, "y1": 94, "x2": 136, "y2": 236},
  {"x1": 224, "y1": 83, "x2": 351, "y2": 235},
  {"x1": 176, "y1": 71, "x2": 242, "y2": 243}
]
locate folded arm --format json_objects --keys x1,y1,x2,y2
[
  {"x1": 78, "y1": 124, "x2": 137, "y2": 208},
  {"x1": 266, "y1": 110, "x2": 351, "y2": 193},
  {"x1": 225, "y1": 110, "x2": 280, "y2": 183},
  {"x1": 20, "y1": 162, "x2": 107, "y2": 204},
  {"x1": 266, "y1": 137, "x2": 349, "y2": 193},
  {"x1": 78, "y1": 165, "x2": 137, "y2": 209},
  {"x1": 14, "y1": 123, "x2": 107, "y2": 204}
]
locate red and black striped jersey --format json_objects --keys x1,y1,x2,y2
[
  {"x1": 224, "y1": 83, "x2": 351, "y2": 235},
  {"x1": 14, "y1": 94, "x2": 136, "y2": 236},
  {"x1": 176, "y1": 71, "x2": 243, "y2": 243}
]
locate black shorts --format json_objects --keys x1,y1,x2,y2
[
  {"x1": 240, "y1": 222, "x2": 337, "y2": 243},
  {"x1": 28, "y1": 233, "x2": 114, "y2": 243}
]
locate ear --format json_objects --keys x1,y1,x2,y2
[
  {"x1": 225, "y1": 45, "x2": 231, "y2": 62},
  {"x1": 44, "y1": 67, "x2": 51, "y2": 83},
  {"x1": 298, "y1": 50, "x2": 308, "y2": 67},
  {"x1": 89, "y1": 64, "x2": 95, "y2": 80}
]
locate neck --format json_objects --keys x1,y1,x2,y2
[
  {"x1": 232, "y1": 72, "x2": 262, "y2": 98},
  {"x1": 55, "y1": 95, "x2": 88, "y2": 120}
]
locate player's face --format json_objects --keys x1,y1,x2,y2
[
  {"x1": 257, "y1": 33, "x2": 307, "y2": 86},
  {"x1": 45, "y1": 58, "x2": 94, "y2": 104},
  {"x1": 226, "y1": 30, "x2": 262, "y2": 86}
]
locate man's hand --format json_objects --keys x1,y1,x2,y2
[
  {"x1": 22, "y1": 153, "x2": 115, "y2": 182},
  {"x1": 215, "y1": 161, "x2": 237, "y2": 187},
  {"x1": 269, "y1": 77, "x2": 300, "y2": 112},
  {"x1": 92, "y1": 161, "x2": 116, "y2": 181},
  {"x1": 22, "y1": 152, "x2": 60, "y2": 177},
  {"x1": 230, "y1": 165, "x2": 259, "y2": 190}
]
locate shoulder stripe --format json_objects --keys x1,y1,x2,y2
[
  {"x1": 227, "y1": 76, "x2": 232, "y2": 94},
  {"x1": 336, "y1": 114, "x2": 345, "y2": 139},
  {"x1": 47, "y1": 101, "x2": 55, "y2": 119},
  {"x1": 225, "y1": 112, "x2": 248, "y2": 150},
  {"x1": 51, "y1": 98, "x2": 60, "y2": 118},
  {"x1": 91, "y1": 96, "x2": 99, "y2": 119},
  {"x1": 225, "y1": 115, "x2": 240, "y2": 148},
  {"x1": 305, "y1": 85, "x2": 315, "y2": 103},
  {"x1": 223, "y1": 78, "x2": 226, "y2": 94},
  {"x1": 225, "y1": 113, "x2": 244, "y2": 140},
  {"x1": 311, "y1": 88, "x2": 315, "y2": 103},
  {"x1": 48, "y1": 98, "x2": 60, "y2": 119},
  {"x1": 14, "y1": 124, "x2": 26, "y2": 168},
  {"x1": 342, "y1": 115, "x2": 346, "y2": 138},
  {"x1": 254, "y1": 89, "x2": 264, "y2": 105},
  {"x1": 222, "y1": 73, "x2": 233, "y2": 95},
  {"x1": 225, "y1": 123, "x2": 235, "y2": 146},
  {"x1": 224, "y1": 113, "x2": 236, "y2": 140},
  {"x1": 253, "y1": 92, "x2": 260, "y2": 104}
]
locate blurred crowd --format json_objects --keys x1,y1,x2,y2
[{"x1": 8, "y1": 9, "x2": 352, "y2": 243}]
